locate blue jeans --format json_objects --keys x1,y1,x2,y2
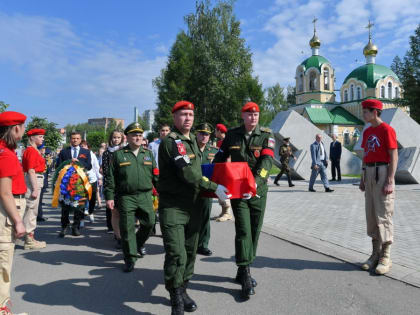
[{"x1": 309, "y1": 164, "x2": 330, "y2": 190}]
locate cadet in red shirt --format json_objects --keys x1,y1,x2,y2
[
  {"x1": 0, "y1": 111, "x2": 27, "y2": 314},
  {"x1": 359, "y1": 99, "x2": 398, "y2": 275},
  {"x1": 22, "y1": 128, "x2": 47, "y2": 250}
]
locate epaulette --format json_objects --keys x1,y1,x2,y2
[
  {"x1": 260, "y1": 127, "x2": 272, "y2": 133},
  {"x1": 168, "y1": 132, "x2": 178, "y2": 139}
]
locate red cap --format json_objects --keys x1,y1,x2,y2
[
  {"x1": 0, "y1": 111, "x2": 27, "y2": 127},
  {"x1": 242, "y1": 102, "x2": 260, "y2": 113},
  {"x1": 361, "y1": 99, "x2": 383, "y2": 110},
  {"x1": 172, "y1": 100, "x2": 194, "y2": 113},
  {"x1": 216, "y1": 123, "x2": 227, "y2": 133},
  {"x1": 27, "y1": 128, "x2": 46, "y2": 136}
]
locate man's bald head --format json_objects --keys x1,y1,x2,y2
[{"x1": 315, "y1": 134, "x2": 322, "y2": 143}]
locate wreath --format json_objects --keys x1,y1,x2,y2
[{"x1": 52, "y1": 160, "x2": 92, "y2": 208}]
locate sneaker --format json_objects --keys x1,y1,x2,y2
[
  {"x1": 88, "y1": 214, "x2": 95, "y2": 223},
  {"x1": 84, "y1": 209, "x2": 89, "y2": 215}
]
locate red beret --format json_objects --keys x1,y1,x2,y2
[
  {"x1": 216, "y1": 123, "x2": 227, "y2": 133},
  {"x1": 361, "y1": 99, "x2": 383, "y2": 110},
  {"x1": 0, "y1": 111, "x2": 27, "y2": 127},
  {"x1": 242, "y1": 102, "x2": 260, "y2": 113},
  {"x1": 172, "y1": 100, "x2": 194, "y2": 113},
  {"x1": 27, "y1": 128, "x2": 46, "y2": 136}
]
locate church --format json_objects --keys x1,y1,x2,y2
[{"x1": 290, "y1": 20, "x2": 403, "y2": 148}]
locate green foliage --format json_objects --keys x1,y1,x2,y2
[
  {"x1": 260, "y1": 83, "x2": 288, "y2": 126},
  {"x1": 146, "y1": 132, "x2": 158, "y2": 143},
  {"x1": 0, "y1": 101, "x2": 9, "y2": 113},
  {"x1": 23, "y1": 116, "x2": 63, "y2": 150},
  {"x1": 391, "y1": 24, "x2": 420, "y2": 123},
  {"x1": 153, "y1": 0, "x2": 264, "y2": 130},
  {"x1": 87, "y1": 131, "x2": 106, "y2": 152}
]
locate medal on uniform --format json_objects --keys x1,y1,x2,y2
[{"x1": 254, "y1": 150, "x2": 260, "y2": 158}]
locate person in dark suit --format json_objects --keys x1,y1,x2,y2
[
  {"x1": 329, "y1": 134, "x2": 342, "y2": 181},
  {"x1": 56, "y1": 131, "x2": 92, "y2": 237}
]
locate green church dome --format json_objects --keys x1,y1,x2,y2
[
  {"x1": 343, "y1": 64, "x2": 400, "y2": 88},
  {"x1": 300, "y1": 55, "x2": 330, "y2": 73}
]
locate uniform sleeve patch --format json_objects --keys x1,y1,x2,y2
[
  {"x1": 260, "y1": 168, "x2": 268, "y2": 178},
  {"x1": 268, "y1": 138, "x2": 275, "y2": 148}
]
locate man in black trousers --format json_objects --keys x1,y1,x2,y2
[
  {"x1": 329, "y1": 134, "x2": 342, "y2": 181},
  {"x1": 56, "y1": 131, "x2": 92, "y2": 236}
]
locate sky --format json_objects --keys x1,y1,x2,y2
[{"x1": 0, "y1": 0, "x2": 418, "y2": 127}]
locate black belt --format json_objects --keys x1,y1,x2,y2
[
  {"x1": 13, "y1": 194, "x2": 25, "y2": 198},
  {"x1": 365, "y1": 162, "x2": 388, "y2": 183},
  {"x1": 366, "y1": 162, "x2": 388, "y2": 167}
]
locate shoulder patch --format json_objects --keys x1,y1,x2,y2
[
  {"x1": 260, "y1": 127, "x2": 272, "y2": 133},
  {"x1": 168, "y1": 132, "x2": 178, "y2": 139}
]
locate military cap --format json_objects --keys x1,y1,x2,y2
[
  {"x1": 124, "y1": 122, "x2": 144, "y2": 135},
  {"x1": 196, "y1": 123, "x2": 213, "y2": 134},
  {"x1": 361, "y1": 99, "x2": 383, "y2": 110},
  {"x1": 27, "y1": 128, "x2": 46, "y2": 136},
  {"x1": 0, "y1": 111, "x2": 27, "y2": 126},
  {"x1": 172, "y1": 100, "x2": 194, "y2": 113},
  {"x1": 242, "y1": 102, "x2": 260, "y2": 112},
  {"x1": 216, "y1": 123, "x2": 227, "y2": 133}
]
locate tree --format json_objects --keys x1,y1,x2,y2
[
  {"x1": 0, "y1": 101, "x2": 9, "y2": 113},
  {"x1": 87, "y1": 131, "x2": 106, "y2": 152},
  {"x1": 259, "y1": 83, "x2": 287, "y2": 126},
  {"x1": 22, "y1": 116, "x2": 63, "y2": 150},
  {"x1": 153, "y1": 0, "x2": 264, "y2": 129},
  {"x1": 391, "y1": 24, "x2": 420, "y2": 123},
  {"x1": 286, "y1": 85, "x2": 296, "y2": 106}
]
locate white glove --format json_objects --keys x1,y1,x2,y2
[
  {"x1": 215, "y1": 185, "x2": 231, "y2": 202},
  {"x1": 242, "y1": 192, "x2": 253, "y2": 200}
]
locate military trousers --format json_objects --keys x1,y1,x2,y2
[
  {"x1": 61, "y1": 204, "x2": 84, "y2": 229},
  {"x1": 274, "y1": 163, "x2": 292, "y2": 185},
  {"x1": 197, "y1": 198, "x2": 212, "y2": 249},
  {"x1": 364, "y1": 165, "x2": 394, "y2": 244},
  {"x1": 118, "y1": 192, "x2": 155, "y2": 264},
  {"x1": 231, "y1": 185, "x2": 268, "y2": 266},
  {"x1": 23, "y1": 173, "x2": 44, "y2": 234},
  {"x1": 0, "y1": 197, "x2": 25, "y2": 305},
  {"x1": 159, "y1": 196, "x2": 202, "y2": 290}
]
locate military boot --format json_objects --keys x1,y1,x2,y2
[
  {"x1": 361, "y1": 239, "x2": 381, "y2": 271},
  {"x1": 215, "y1": 205, "x2": 232, "y2": 222},
  {"x1": 237, "y1": 266, "x2": 255, "y2": 299},
  {"x1": 181, "y1": 281, "x2": 197, "y2": 312},
  {"x1": 235, "y1": 267, "x2": 257, "y2": 287},
  {"x1": 375, "y1": 243, "x2": 392, "y2": 275},
  {"x1": 169, "y1": 288, "x2": 184, "y2": 315},
  {"x1": 24, "y1": 233, "x2": 46, "y2": 250}
]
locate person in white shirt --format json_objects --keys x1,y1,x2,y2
[
  {"x1": 148, "y1": 124, "x2": 171, "y2": 167},
  {"x1": 309, "y1": 134, "x2": 334, "y2": 192},
  {"x1": 81, "y1": 141, "x2": 103, "y2": 224}
]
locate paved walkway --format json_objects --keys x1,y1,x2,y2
[{"x1": 263, "y1": 176, "x2": 420, "y2": 287}]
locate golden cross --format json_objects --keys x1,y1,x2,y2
[
  {"x1": 366, "y1": 20, "x2": 374, "y2": 40},
  {"x1": 312, "y1": 17, "x2": 318, "y2": 34}
]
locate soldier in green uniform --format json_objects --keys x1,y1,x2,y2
[
  {"x1": 274, "y1": 137, "x2": 296, "y2": 187},
  {"x1": 104, "y1": 122, "x2": 159, "y2": 273},
  {"x1": 157, "y1": 101, "x2": 230, "y2": 315},
  {"x1": 195, "y1": 123, "x2": 218, "y2": 257},
  {"x1": 213, "y1": 101, "x2": 275, "y2": 299}
]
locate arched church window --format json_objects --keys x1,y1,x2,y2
[
  {"x1": 298, "y1": 72, "x2": 303, "y2": 92},
  {"x1": 395, "y1": 87, "x2": 400, "y2": 98},
  {"x1": 381, "y1": 86, "x2": 385, "y2": 98},
  {"x1": 309, "y1": 71, "x2": 317, "y2": 91},
  {"x1": 344, "y1": 90, "x2": 348, "y2": 102},
  {"x1": 357, "y1": 86, "x2": 361, "y2": 100},
  {"x1": 324, "y1": 68, "x2": 329, "y2": 90},
  {"x1": 350, "y1": 85, "x2": 354, "y2": 101},
  {"x1": 388, "y1": 82, "x2": 392, "y2": 98}
]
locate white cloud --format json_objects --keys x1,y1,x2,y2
[{"x1": 0, "y1": 12, "x2": 166, "y2": 125}]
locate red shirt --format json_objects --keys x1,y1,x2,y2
[
  {"x1": 22, "y1": 146, "x2": 46, "y2": 173},
  {"x1": 217, "y1": 139, "x2": 223, "y2": 149},
  {"x1": 362, "y1": 122, "x2": 397, "y2": 163},
  {"x1": 0, "y1": 141, "x2": 27, "y2": 194}
]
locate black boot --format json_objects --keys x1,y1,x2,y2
[
  {"x1": 287, "y1": 174, "x2": 295, "y2": 187},
  {"x1": 182, "y1": 281, "x2": 197, "y2": 312},
  {"x1": 236, "y1": 266, "x2": 255, "y2": 299},
  {"x1": 235, "y1": 266, "x2": 257, "y2": 287},
  {"x1": 169, "y1": 288, "x2": 184, "y2": 315}
]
